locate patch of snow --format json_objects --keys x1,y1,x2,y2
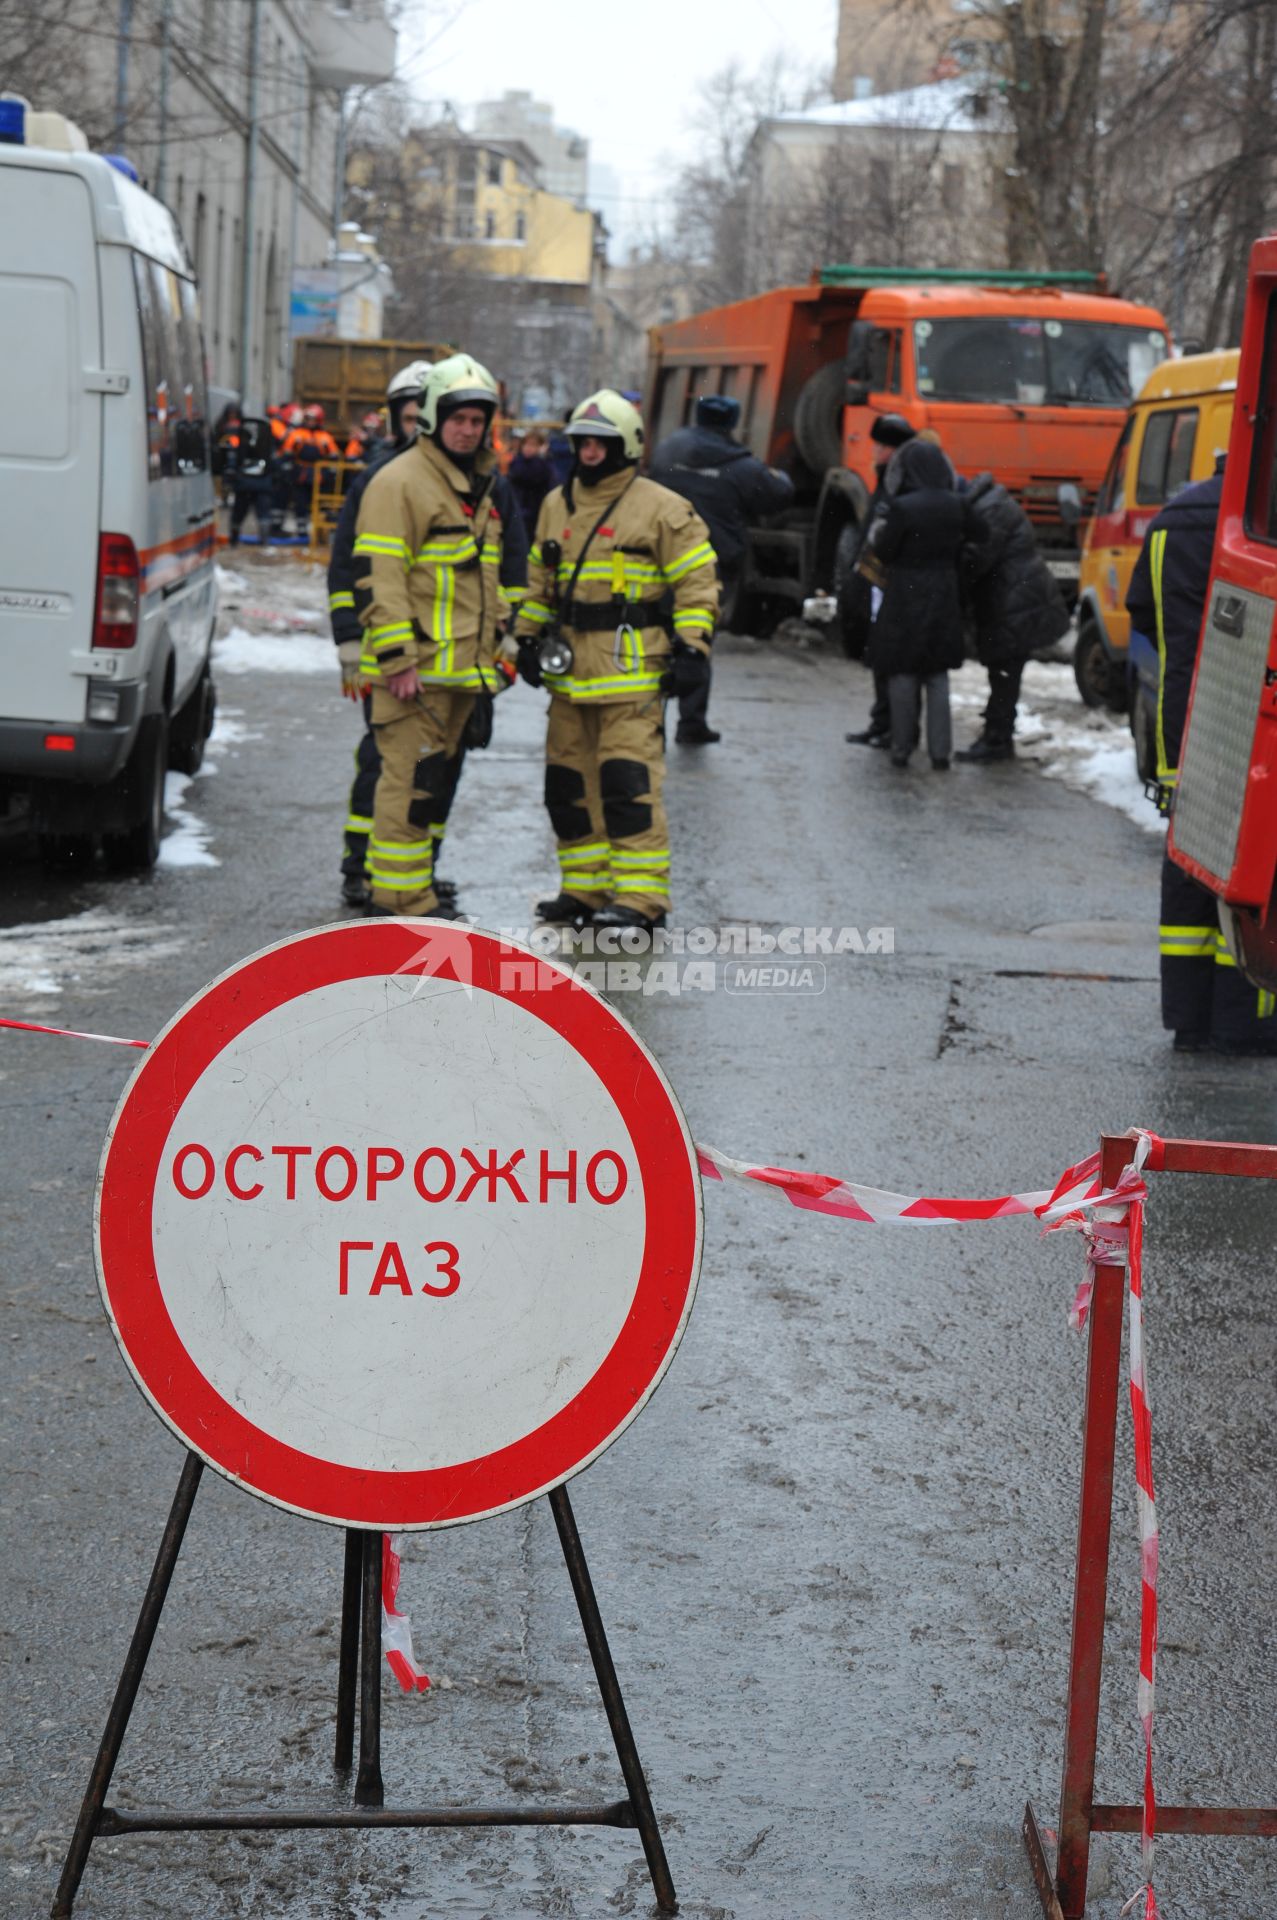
[
  {"x1": 950, "y1": 657, "x2": 1166, "y2": 837},
  {"x1": 1026, "y1": 717, "x2": 1166, "y2": 835},
  {"x1": 215, "y1": 564, "x2": 248, "y2": 594},
  {"x1": 0, "y1": 909, "x2": 185, "y2": 1001},
  {"x1": 206, "y1": 706, "x2": 260, "y2": 749},
  {"x1": 159, "y1": 771, "x2": 219, "y2": 868},
  {"x1": 215, "y1": 625, "x2": 334, "y2": 676}
]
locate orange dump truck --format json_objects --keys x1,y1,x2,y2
[{"x1": 643, "y1": 267, "x2": 1171, "y2": 637}]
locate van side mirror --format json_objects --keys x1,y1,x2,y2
[{"x1": 1057, "y1": 481, "x2": 1083, "y2": 529}]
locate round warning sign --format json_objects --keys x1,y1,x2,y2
[{"x1": 95, "y1": 922, "x2": 702, "y2": 1530}]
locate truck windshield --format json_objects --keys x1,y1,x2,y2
[{"x1": 913, "y1": 317, "x2": 1168, "y2": 408}]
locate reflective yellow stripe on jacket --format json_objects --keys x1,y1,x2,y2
[{"x1": 1147, "y1": 527, "x2": 1178, "y2": 787}]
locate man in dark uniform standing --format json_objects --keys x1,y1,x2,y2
[
  {"x1": 649, "y1": 394, "x2": 793, "y2": 744},
  {"x1": 1127, "y1": 455, "x2": 1277, "y2": 1053}
]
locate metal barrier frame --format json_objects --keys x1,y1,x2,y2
[{"x1": 1024, "y1": 1131, "x2": 1277, "y2": 1920}]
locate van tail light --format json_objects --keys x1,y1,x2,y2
[{"x1": 92, "y1": 534, "x2": 140, "y2": 648}]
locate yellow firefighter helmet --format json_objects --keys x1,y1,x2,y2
[
  {"x1": 419, "y1": 353, "x2": 500, "y2": 434},
  {"x1": 565, "y1": 390, "x2": 645, "y2": 463}
]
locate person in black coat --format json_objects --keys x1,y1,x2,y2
[
  {"x1": 649, "y1": 393, "x2": 794, "y2": 743},
  {"x1": 955, "y1": 474, "x2": 1070, "y2": 761},
  {"x1": 842, "y1": 411, "x2": 918, "y2": 747},
  {"x1": 868, "y1": 439, "x2": 984, "y2": 769},
  {"x1": 507, "y1": 428, "x2": 557, "y2": 539},
  {"x1": 1125, "y1": 460, "x2": 1275, "y2": 1053}
]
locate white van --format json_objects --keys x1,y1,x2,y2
[{"x1": 0, "y1": 131, "x2": 217, "y2": 869}]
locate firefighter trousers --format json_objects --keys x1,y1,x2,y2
[
  {"x1": 344, "y1": 693, "x2": 466, "y2": 881},
  {"x1": 544, "y1": 694, "x2": 669, "y2": 917},
  {"x1": 368, "y1": 684, "x2": 474, "y2": 915},
  {"x1": 1159, "y1": 853, "x2": 1277, "y2": 1047}
]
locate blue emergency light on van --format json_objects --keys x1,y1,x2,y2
[
  {"x1": 104, "y1": 154, "x2": 140, "y2": 183},
  {"x1": 0, "y1": 97, "x2": 26, "y2": 144}
]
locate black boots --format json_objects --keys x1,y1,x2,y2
[
  {"x1": 591, "y1": 904, "x2": 667, "y2": 933},
  {"x1": 536, "y1": 894, "x2": 595, "y2": 930},
  {"x1": 955, "y1": 736, "x2": 1015, "y2": 763}
]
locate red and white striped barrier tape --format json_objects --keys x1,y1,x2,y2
[
  {"x1": 382, "y1": 1533, "x2": 430, "y2": 1693},
  {"x1": 2, "y1": 1014, "x2": 1164, "y2": 1906},
  {"x1": 0, "y1": 1015, "x2": 149, "y2": 1050}
]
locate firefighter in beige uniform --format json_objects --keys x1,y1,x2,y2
[
  {"x1": 354, "y1": 355, "x2": 503, "y2": 918},
  {"x1": 513, "y1": 391, "x2": 718, "y2": 932}
]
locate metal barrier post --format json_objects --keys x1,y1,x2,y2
[{"x1": 1025, "y1": 1132, "x2": 1277, "y2": 1918}]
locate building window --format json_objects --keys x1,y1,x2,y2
[
  {"x1": 487, "y1": 151, "x2": 502, "y2": 186},
  {"x1": 484, "y1": 210, "x2": 496, "y2": 240},
  {"x1": 942, "y1": 163, "x2": 965, "y2": 215},
  {"x1": 514, "y1": 211, "x2": 526, "y2": 243}
]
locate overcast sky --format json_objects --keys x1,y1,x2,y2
[{"x1": 398, "y1": 0, "x2": 837, "y2": 247}]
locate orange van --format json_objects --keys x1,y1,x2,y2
[{"x1": 1074, "y1": 348, "x2": 1238, "y2": 707}]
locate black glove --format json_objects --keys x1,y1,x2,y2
[
  {"x1": 661, "y1": 641, "x2": 710, "y2": 698},
  {"x1": 516, "y1": 635, "x2": 543, "y2": 688},
  {"x1": 462, "y1": 688, "x2": 494, "y2": 750}
]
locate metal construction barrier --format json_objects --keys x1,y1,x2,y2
[
  {"x1": 1024, "y1": 1130, "x2": 1277, "y2": 1920},
  {"x1": 307, "y1": 459, "x2": 363, "y2": 555}
]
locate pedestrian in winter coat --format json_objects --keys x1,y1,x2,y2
[
  {"x1": 955, "y1": 473, "x2": 1070, "y2": 761},
  {"x1": 1125, "y1": 460, "x2": 1275, "y2": 1054},
  {"x1": 842, "y1": 411, "x2": 918, "y2": 746},
  {"x1": 507, "y1": 430, "x2": 557, "y2": 538},
  {"x1": 868, "y1": 439, "x2": 984, "y2": 769},
  {"x1": 649, "y1": 393, "x2": 794, "y2": 742}
]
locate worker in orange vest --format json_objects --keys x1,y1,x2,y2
[{"x1": 282, "y1": 404, "x2": 339, "y2": 538}]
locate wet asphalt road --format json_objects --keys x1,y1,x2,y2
[{"x1": 1, "y1": 552, "x2": 1275, "y2": 1919}]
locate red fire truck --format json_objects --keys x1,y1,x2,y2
[{"x1": 1169, "y1": 234, "x2": 1277, "y2": 991}]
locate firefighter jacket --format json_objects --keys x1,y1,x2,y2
[
  {"x1": 1126, "y1": 470, "x2": 1223, "y2": 782},
  {"x1": 353, "y1": 434, "x2": 504, "y2": 689},
  {"x1": 514, "y1": 467, "x2": 719, "y2": 703},
  {"x1": 332, "y1": 449, "x2": 528, "y2": 655}
]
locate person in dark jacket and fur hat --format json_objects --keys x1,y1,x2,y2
[
  {"x1": 650, "y1": 393, "x2": 794, "y2": 743},
  {"x1": 843, "y1": 412, "x2": 918, "y2": 746},
  {"x1": 956, "y1": 474, "x2": 1071, "y2": 761},
  {"x1": 868, "y1": 439, "x2": 985, "y2": 769}
]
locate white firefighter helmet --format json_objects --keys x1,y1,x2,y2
[
  {"x1": 566, "y1": 390, "x2": 645, "y2": 462},
  {"x1": 418, "y1": 353, "x2": 500, "y2": 434},
  {"x1": 386, "y1": 359, "x2": 433, "y2": 401}
]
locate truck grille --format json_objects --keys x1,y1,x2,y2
[
  {"x1": 1173, "y1": 583, "x2": 1274, "y2": 889},
  {"x1": 1009, "y1": 477, "x2": 1093, "y2": 541}
]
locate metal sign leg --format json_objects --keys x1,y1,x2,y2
[
  {"x1": 51, "y1": 1451, "x2": 205, "y2": 1918},
  {"x1": 355, "y1": 1530, "x2": 385, "y2": 1808},
  {"x1": 334, "y1": 1529, "x2": 363, "y2": 1772},
  {"x1": 549, "y1": 1484, "x2": 678, "y2": 1915}
]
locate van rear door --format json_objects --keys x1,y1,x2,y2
[{"x1": 0, "y1": 160, "x2": 103, "y2": 724}]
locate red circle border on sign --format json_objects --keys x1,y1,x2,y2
[{"x1": 95, "y1": 922, "x2": 701, "y2": 1529}]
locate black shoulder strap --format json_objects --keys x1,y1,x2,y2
[{"x1": 561, "y1": 476, "x2": 638, "y2": 619}]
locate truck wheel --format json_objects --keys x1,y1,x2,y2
[
  {"x1": 793, "y1": 362, "x2": 846, "y2": 476},
  {"x1": 832, "y1": 522, "x2": 865, "y2": 660},
  {"x1": 169, "y1": 665, "x2": 216, "y2": 776},
  {"x1": 1073, "y1": 620, "x2": 1125, "y2": 712},
  {"x1": 102, "y1": 712, "x2": 169, "y2": 873},
  {"x1": 719, "y1": 568, "x2": 758, "y2": 634}
]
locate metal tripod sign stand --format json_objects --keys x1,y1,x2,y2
[{"x1": 54, "y1": 921, "x2": 703, "y2": 1915}]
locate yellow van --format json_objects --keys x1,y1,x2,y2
[{"x1": 1074, "y1": 348, "x2": 1237, "y2": 708}]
